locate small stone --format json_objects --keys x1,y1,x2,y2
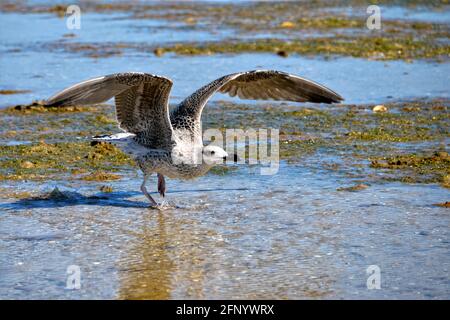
[
  {"x1": 373, "y1": 105, "x2": 388, "y2": 113},
  {"x1": 276, "y1": 50, "x2": 289, "y2": 58},
  {"x1": 154, "y1": 47, "x2": 165, "y2": 57},
  {"x1": 435, "y1": 151, "x2": 449, "y2": 160},
  {"x1": 280, "y1": 21, "x2": 295, "y2": 28},
  {"x1": 184, "y1": 17, "x2": 196, "y2": 24},
  {"x1": 99, "y1": 185, "x2": 113, "y2": 193},
  {"x1": 20, "y1": 161, "x2": 34, "y2": 169},
  {"x1": 434, "y1": 202, "x2": 450, "y2": 208},
  {"x1": 337, "y1": 184, "x2": 369, "y2": 192},
  {"x1": 46, "y1": 187, "x2": 70, "y2": 201}
]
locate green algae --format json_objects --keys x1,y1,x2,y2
[
  {"x1": 279, "y1": 138, "x2": 329, "y2": 160},
  {"x1": 99, "y1": 185, "x2": 114, "y2": 192},
  {"x1": 52, "y1": 33, "x2": 449, "y2": 61},
  {"x1": 0, "y1": 187, "x2": 33, "y2": 199},
  {"x1": 159, "y1": 37, "x2": 449, "y2": 61},
  {"x1": 442, "y1": 175, "x2": 450, "y2": 188},
  {"x1": 0, "y1": 141, "x2": 133, "y2": 181},
  {"x1": 0, "y1": 89, "x2": 32, "y2": 95},
  {"x1": 82, "y1": 171, "x2": 122, "y2": 181},
  {"x1": 345, "y1": 127, "x2": 433, "y2": 142},
  {"x1": 4, "y1": 1, "x2": 448, "y2": 62},
  {"x1": 208, "y1": 165, "x2": 238, "y2": 176},
  {"x1": 337, "y1": 183, "x2": 369, "y2": 192},
  {"x1": 370, "y1": 151, "x2": 450, "y2": 186},
  {"x1": 434, "y1": 201, "x2": 450, "y2": 208},
  {"x1": 5, "y1": 102, "x2": 105, "y2": 114},
  {"x1": 203, "y1": 99, "x2": 449, "y2": 186},
  {"x1": 0, "y1": 98, "x2": 448, "y2": 188},
  {"x1": 278, "y1": 17, "x2": 363, "y2": 29},
  {"x1": 0, "y1": 103, "x2": 118, "y2": 144}
]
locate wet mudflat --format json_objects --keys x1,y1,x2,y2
[{"x1": 0, "y1": 1, "x2": 449, "y2": 299}]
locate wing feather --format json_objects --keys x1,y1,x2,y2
[
  {"x1": 45, "y1": 72, "x2": 174, "y2": 148},
  {"x1": 171, "y1": 70, "x2": 343, "y2": 131}
]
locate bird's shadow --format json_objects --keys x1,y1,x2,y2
[{"x1": 0, "y1": 187, "x2": 251, "y2": 210}]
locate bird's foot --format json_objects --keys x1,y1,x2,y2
[
  {"x1": 148, "y1": 202, "x2": 162, "y2": 209},
  {"x1": 148, "y1": 201, "x2": 173, "y2": 210},
  {"x1": 157, "y1": 173, "x2": 166, "y2": 197}
]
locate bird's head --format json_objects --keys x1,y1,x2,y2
[{"x1": 202, "y1": 145, "x2": 228, "y2": 164}]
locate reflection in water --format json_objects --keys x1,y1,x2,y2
[
  {"x1": 117, "y1": 211, "x2": 211, "y2": 299},
  {"x1": 118, "y1": 212, "x2": 174, "y2": 299},
  {"x1": 1, "y1": 172, "x2": 449, "y2": 299},
  {"x1": 115, "y1": 199, "x2": 340, "y2": 299}
]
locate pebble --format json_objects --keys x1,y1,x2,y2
[
  {"x1": 373, "y1": 105, "x2": 388, "y2": 113},
  {"x1": 154, "y1": 47, "x2": 165, "y2": 57},
  {"x1": 280, "y1": 21, "x2": 295, "y2": 28},
  {"x1": 276, "y1": 50, "x2": 289, "y2": 57},
  {"x1": 20, "y1": 161, "x2": 34, "y2": 169}
]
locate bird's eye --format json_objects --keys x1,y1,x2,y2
[{"x1": 211, "y1": 151, "x2": 215, "y2": 155}]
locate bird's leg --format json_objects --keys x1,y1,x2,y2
[
  {"x1": 157, "y1": 173, "x2": 166, "y2": 198},
  {"x1": 141, "y1": 174, "x2": 157, "y2": 206}
]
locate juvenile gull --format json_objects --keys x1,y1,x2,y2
[{"x1": 45, "y1": 70, "x2": 343, "y2": 206}]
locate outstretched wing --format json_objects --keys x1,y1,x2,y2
[
  {"x1": 171, "y1": 70, "x2": 343, "y2": 129},
  {"x1": 45, "y1": 72, "x2": 174, "y2": 148}
]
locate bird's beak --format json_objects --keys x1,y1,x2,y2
[
  {"x1": 224, "y1": 153, "x2": 239, "y2": 162},
  {"x1": 222, "y1": 152, "x2": 229, "y2": 161}
]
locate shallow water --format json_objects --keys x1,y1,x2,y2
[
  {"x1": 1, "y1": 49, "x2": 449, "y2": 107},
  {"x1": 1, "y1": 11, "x2": 449, "y2": 106},
  {"x1": 327, "y1": 5, "x2": 450, "y2": 24},
  {"x1": 0, "y1": 163, "x2": 449, "y2": 299},
  {"x1": 0, "y1": 2, "x2": 449, "y2": 300}
]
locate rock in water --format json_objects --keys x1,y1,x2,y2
[
  {"x1": 46, "y1": 187, "x2": 70, "y2": 200},
  {"x1": 373, "y1": 105, "x2": 388, "y2": 113}
]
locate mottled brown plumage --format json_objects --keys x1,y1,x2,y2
[{"x1": 45, "y1": 70, "x2": 343, "y2": 206}]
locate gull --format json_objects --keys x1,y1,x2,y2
[{"x1": 45, "y1": 70, "x2": 343, "y2": 206}]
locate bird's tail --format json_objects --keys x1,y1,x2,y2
[
  {"x1": 92, "y1": 132, "x2": 135, "y2": 152},
  {"x1": 92, "y1": 132, "x2": 148, "y2": 159},
  {"x1": 92, "y1": 132, "x2": 135, "y2": 142}
]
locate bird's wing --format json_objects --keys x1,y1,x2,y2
[
  {"x1": 45, "y1": 72, "x2": 174, "y2": 148},
  {"x1": 171, "y1": 70, "x2": 343, "y2": 129}
]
